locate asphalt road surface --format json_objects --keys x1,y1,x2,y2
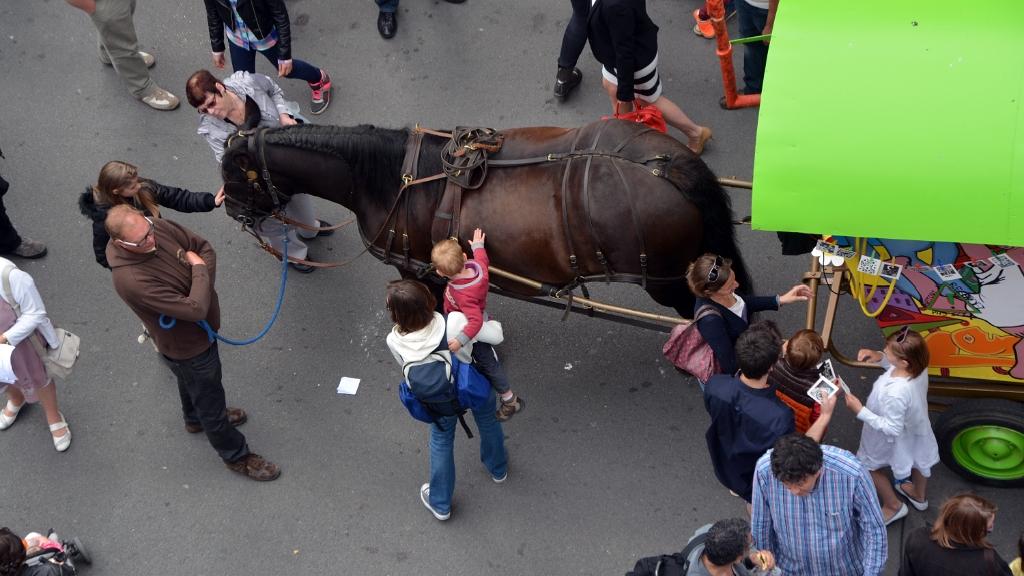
[{"x1": 1, "y1": 1, "x2": 1020, "y2": 575}]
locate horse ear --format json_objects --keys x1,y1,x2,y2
[{"x1": 242, "y1": 96, "x2": 261, "y2": 130}]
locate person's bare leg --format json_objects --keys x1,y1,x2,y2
[
  {"x1": 3, "y1": 387, "x2": 25, "y2": 417},
  {"x1": 601, "y1": 77, "x2": 619, "y2": 113},
  {"x1": 900, "y1": 469, "x2": 929, "y2": 503},
  {"x1": 870, "y1": 469, "x2": 903, "y2": 519},
  {"x1": 648, "y1": 95, "x2": 703, "y2": 139},
  {"x1": 35, "y1": 382, "x2": 67, "y2": 438}
]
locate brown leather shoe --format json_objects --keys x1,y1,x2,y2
[
  {"x1": 185, "y1": 407, "x2": 247, "y2": 434},
  {"x1": 225, "y1": 454, "x2": 281, "y2": 481}
]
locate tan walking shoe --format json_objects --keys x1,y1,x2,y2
[
  {"x1": 101, "y1": 50, "x2": 155, "y2": 68},
  {"x1": 139, "y1": 85, "x2": 179, "y2": 111}
]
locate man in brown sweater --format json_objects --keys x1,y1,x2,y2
[{"x1": 105, "y1": 205, "x2": 279, "y2": 481}]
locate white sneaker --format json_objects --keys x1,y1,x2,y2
[
  {"x1": 140, "y1": 86, "x2": 179, "y2": 111},
  {"x1": 419, "y1": 483, "x2": 450, "y2": 521}
]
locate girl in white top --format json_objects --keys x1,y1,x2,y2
[{"x1": 843, "y1": 326, "x2": 939, "y2": 525}]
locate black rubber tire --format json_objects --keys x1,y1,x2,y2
[{"x1": 934, "y1": 398, "x2": 1024, "y2": 488}]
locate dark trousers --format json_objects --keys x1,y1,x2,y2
[
  {"x1": 163, "y1": 342, "x2": 250, "y2": 463},
  {"x1": 227, "y1": 41, "x2": 322, "y2": 84},
  {"x1": 0, "y1": 174, "x2": 22, "y2": 253},
  {"x1": 557, "y1": 0, "x2": 588, "y2": 69},
  {"x1": 375, "y1": 0, "x2": 399, "y2": 13},
  {"x1": 737, "y1": 0, "x2": 769, "y2": 94},
  {"x1": 471, "y1": 342, "x2": 511, "y2": 395}
]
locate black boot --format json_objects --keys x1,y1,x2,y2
[
  {"x1": 377, "y1": 11, "x2": 397, "y2": 39},
  {"x1": 554, "y1": 66, "x2": 582, "y2": 101}
]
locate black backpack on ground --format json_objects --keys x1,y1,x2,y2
[{"x1": 625, "y1": 532, "x2": 707, "y2": 576}]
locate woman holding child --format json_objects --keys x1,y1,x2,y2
[{"x1": 385, "y1": 279, "x2": 508, "y2": 522}]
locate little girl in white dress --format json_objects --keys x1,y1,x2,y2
[{"x1": 843, "y1": 326, "x2": 939, "y2": 526}]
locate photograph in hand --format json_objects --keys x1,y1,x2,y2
[{"x1": 807, "y1": 376, "x2": 839, "y2": 405}]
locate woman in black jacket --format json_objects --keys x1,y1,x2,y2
[
  {"x1": 555, "y1": 0, "x2": 712, "y2": 154},
  {"x1": 78, "y1": 161, "x2": 224, "y2": 269},
  {"x1": 900, "y1": 493, "x2": 1012, "y2": 576},
  {"x1": 686, "y1": 253, "x2": 811, "y2": 381},
  {"x1": 202, "y1": 0, "x2": 332, "y2": 115}
]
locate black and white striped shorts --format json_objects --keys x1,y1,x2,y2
[{"x1": 602, "y1": 54, "x2": 662, "y2": 102}]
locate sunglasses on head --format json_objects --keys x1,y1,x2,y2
[{"x1": 706, "y1": 256, "x2": 724, "y2": 284}]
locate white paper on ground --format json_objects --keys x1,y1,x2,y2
[
  {"x1": 336, "y1": 377, "x2": 360, "y2": 395},
  {"x1": 0, "y1": 343, "x2": 16, "y2": 384}
]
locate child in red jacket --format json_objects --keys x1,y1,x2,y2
[{"x1": 431, "y1": 228, "x2": 525, "y2": 421}]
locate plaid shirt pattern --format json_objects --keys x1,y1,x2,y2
[
  {"x1": 751, "y1": 445, "x2": 888, "y2": 576},
  {"x1": 224, "y1": 0, "x2": 278, "y2": 52}
]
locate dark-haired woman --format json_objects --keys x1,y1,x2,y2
[
  {"x1": 685, "y1": 253, "x2": 811, "y2": 381},
  {"x1": 78, "y1": 160, "x2": 224, "y2": 269},
  {"x1": 384, "y1": 279, "x2": 507, "y2": 521},
  {"x1": 184, "y1": 69, "x2": 332, "y2": 273},
  {"x1": 899, "y1": 493, "x2": 1012, "y2": 576}
]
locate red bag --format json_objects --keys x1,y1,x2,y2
[
  {"x1": 603, "y1": 101, "x2": 668, "y2": 133},
  {"x1": 662, "y1": 306, "x2": 721, "y2": 382}
]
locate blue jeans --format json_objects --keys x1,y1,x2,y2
[
  {"x1": 427, "y1": 390, "x2": 508, "y2": 515},
  {"x1": 736, "y1": 0, "x2": 769, "y2": 94},
  {"x1": 375, "y1": 0, "x2": 399, "y2": 13},
  {"x1": 227, "y1": 41, "x2": 322, "y2": 84}
]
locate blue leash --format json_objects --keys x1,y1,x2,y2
[{"x1": 159, "y1": 235, "x2": 290, "y2": 346}]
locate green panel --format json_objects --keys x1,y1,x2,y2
[{"x1": 751, "y1": 1, "x2": 1024, "y2": 246}]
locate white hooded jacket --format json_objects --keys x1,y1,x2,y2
[{"x1": 386, "y1": 312, "x2": 451, "y2": 380}]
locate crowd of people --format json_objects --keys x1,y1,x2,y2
[{"x1": 0, "y1": 0, "x2": 1021, "y2": 574}]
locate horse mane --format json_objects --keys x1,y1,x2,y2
[
  {"x1": 665, "y1": 154, "x2": 755, "y2": 294},
  {"x1": 263, "y1": 124, "x2": 410, "y2": 203}
]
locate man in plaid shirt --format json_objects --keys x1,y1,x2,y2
[{"x1": 751, "y1": 434, "x2": 888, "y2": 575}]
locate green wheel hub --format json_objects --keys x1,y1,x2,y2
[{"x1": 950, "y1": 425, "x2": 1024, "y2": 481}]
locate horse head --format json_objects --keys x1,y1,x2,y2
[{"x1": 220, "y1": 123, "x2": 408, "y2": 226}]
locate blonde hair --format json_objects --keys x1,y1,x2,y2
[
  {"x1": 93, "y1": 161, "x2": 161, "y2": 218},
  {"x1": 431, "y1": 239, "x2": 465, "y2": 276}
]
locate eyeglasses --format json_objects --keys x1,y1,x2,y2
[
  {"x1": 117, "y1": 217, "x2": 155, "y2": 247},
  {"x1": 706, "y1": 256, "x2": 724, "y2": 284},
  {"x1": 895, "y1": 325, "x2": 911, "y2": 343},
  {"x1": 197, "y1": 92, "x2": 220, "y2": 115}
]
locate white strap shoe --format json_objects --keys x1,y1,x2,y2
[
  {"x1": 49, "y1": 412, "x2": 71, "y2": 452},
  {"x1": 0, "y1": 400, "x2": 24, "y2": 430}
]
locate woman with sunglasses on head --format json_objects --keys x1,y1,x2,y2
[
  {"x1": 79, "y1": 160, "x2": 225, "y2": 269},
  {"x1": 843, "y1": 326, "x2": 939, "y2": 527},
  {"x1": 685, "y1": 253, "x2": 811, "y2": 385}
]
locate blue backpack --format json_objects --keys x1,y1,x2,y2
[{"x1": 399, "y1": 339, "x2": 491, "y2": 437}]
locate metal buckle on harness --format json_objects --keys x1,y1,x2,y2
[{"x1": 401, "y1": 173, "x2": 413, "y2": 185}]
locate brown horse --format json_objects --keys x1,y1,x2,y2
[{"x1": 219, "y1": 120, "x2": 751, "y2": 317}]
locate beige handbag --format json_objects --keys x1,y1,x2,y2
[{"x1": 0, "y1": 264, "x2": 80, "y2": 380}]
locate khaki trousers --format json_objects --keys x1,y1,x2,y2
[{"x1": 90, "y1": 0, "x2": 153, "y2": 97}]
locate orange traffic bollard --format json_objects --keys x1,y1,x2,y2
[{"x1": 707, "y1": 0, "x2": 761, "y2": 109}]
